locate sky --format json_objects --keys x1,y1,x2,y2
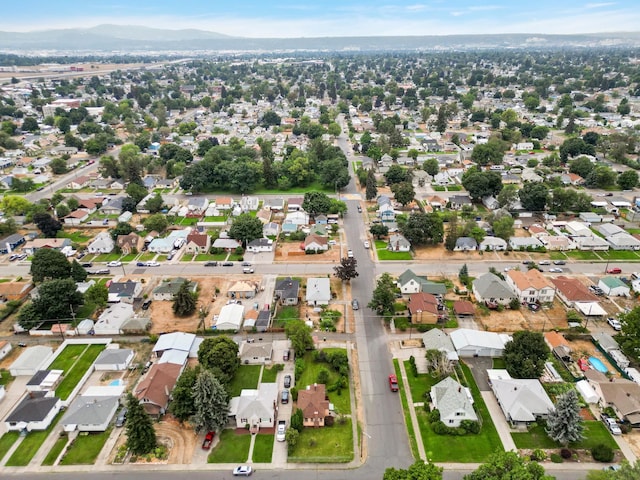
[{"x1": 5, "y1": 1, "x2": 640, "y2": 37}]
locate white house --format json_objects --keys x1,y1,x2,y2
[
  {"x1": 431, "y1": 376, "x2": 477, "y2": 427},
  {"x1": 229, "y1": 383, "x2": 278, "y2": 430},
  {"x1": 93, "y1": 303, "x2": 134, "y2": 336},
  {"x1": 505, "y1": 269, "x2": 555, "y2": 304},
  {"x1": 5, "y1": 392, "x2": 62, "y2": 431},
  {"x1": 306, "y1": 277, "x2": 331, "y2": 306},
  {"x1": 214, "y1": 303, "x2": 244, "y2": 331},
  {"x1": 479, "y1": 236, "x2": 508, "y2": 251},
  {"x1": 61, "y1": 395, "x2": 120, "y2": 432},
  {"x1": 598, "y1": 277, "x2": 631, "y2": 297},
  {"x1": 388, "y1": 234, "x2": 411, "y2": 252},
  {"x1": 246, "y1": 238, "x2": 274, "y2": 253},
  {"x1": 93, "y1": 348, "x2": 135, "y2": 371},
  {"x1": 284, "y1": 211, "x2": 309, "y2": 225},
  {"x1": 450, "y1": 329, "x2": 510, "y2": 357},
  {"x1": 87, "y1": 231, "x2": 115, "y2": 254}
]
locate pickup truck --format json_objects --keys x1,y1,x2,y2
[
  {"x1": 202, "y1": 431, "x2": 215, "y2": 449},
  {"x1": 276, "y1": 420, "x2": 286, "y2": 442},
  {"x1": 389, "y1": 374, "x2": 399, "y2": 392}
]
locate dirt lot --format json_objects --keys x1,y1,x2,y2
[
  {"x1": 476, "y1": 299, "x2": 568, "y2": 333},
  {"x1": 0, "y1": 62, "x2": 150, "y2": 80},
  {"x1": 274, "y1": 241, "x2": 341, "y2": 263},
  {"x1": 567, "y1": 339, "x2": 620, "y2": 378}
]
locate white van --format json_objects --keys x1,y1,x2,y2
[{"x1": 243, "y1": 267, "x2": 254, "y2": 274}]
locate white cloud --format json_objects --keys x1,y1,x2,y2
[{"x1": 585, "y1": 2, "x2": 617, "y2": 9}]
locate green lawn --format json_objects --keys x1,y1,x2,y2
[
  {"x1": 287, "y1": 418, "x2": 353, "y2": 463},
  {"x1": 394, "y1": 359, "x2": 419, "y2": 460},
  {"x1": 251, "y1": 434, "x2": 274, "y2": 463},
  {"x1": 228, "y1": 365, "x2": 261, "y2": 397},
  {"x1": 181, "y1": 254, "x2": 196, "y2": 262},
  {"x1": 55, "y1": 344, "x2": 107, "y2": 400},
  {"x1": 375, "y1": 240, "x2": 412, "y2": 261},
  {"x1": 564, "y1": 250, "x2": 603, "y2": 260},
  {"x1": 253, "y1": 181, "x2": 333, "y2": 195},
  {"x1": 6, "y1": 412, "x2": 63, "y2": 466},
  {"x1": 196, "y1": 253, "x2": 228, "y2": 261},
  {"x1": 175, "y1": 217, "x2": 200, "y2": 226},
  {"x1": 137, "y1": 253, "x2": 157, "y2": 261},
  {"x1": 417, "y1": 364, "x2": 503, "y2": 463},
  {"x1": 0, "y1": 369, "x2": 14, "y2": 387},
  {"x1": 0, "y1": 431, "x2": 20, "y2": 463},
  {"x1": 48, "y1": 344, "x2": 88, "y2": 371},
  {"x1": 295, "y1": 349, "x2": 351, "y2": 414},
  {"x1": 57, "y1": 231, "x2": 92, "y2": 243},
  {"x1": 273, "y1": 305, "x2": 300, "y2": 328},
  {"x1": 403, "y1": 360, "x2": 437, "y2": 403},
  {"x1": 41, "y1": 435, "x2": 69, "y2": 466},
  {"x1": 626, "y1": 228, "x2": 640, "y2": 235},
  {"x1": 203, "y1": 216, "x2": 227, "y2": 222},
  {"x1": 261, "y1": 364, "x2": 283, "y2": 383},
  {"x1": 75, "y1": 302, "x2": 97, "y2": 320},
  {"x1": 59, "y1": 429, "x2": 112, "y2": 465},
  {"x1": 512, "y1": 421, "x2": 618, "y2": 450},
  {"x1": 91, "y1": 253, "x2": 122, "y2": 262},
  {"x1": 599, "y1": 250, "x2": 640, "y2": 260},
  {"x1": 492, "y1": 358, "x2": 507, "y2": 369},
  {"x1": 207, "y1": 429, "x2": 251, "y2": 463}
]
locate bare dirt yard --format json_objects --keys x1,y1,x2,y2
[
  {"x1": 566, "y1": 339, "x2": 620, "y2": 378},
  {"x1": 275, "y1": 241, "x2": 341, "y2": 263},
  {"x1": 476, "y1": 299, "x2": 568, "y2": 333}
]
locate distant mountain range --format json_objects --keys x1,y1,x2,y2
[{"x1": 1, "y1": 25, "x2": 640, "y2": 53}]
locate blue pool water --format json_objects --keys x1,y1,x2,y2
[
  {"x1": 109, "y1": 379, "x2": 123, "y2": 386},
  {"x1": 589, "y1": 356, "x2": 608, "y2": 374}
]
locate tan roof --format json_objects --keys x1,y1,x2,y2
[
  {"x1": 134, "y1": 363, "x2": 181, "y2": 415},
  {"x1": 0, "y1": 281, "x2": 33, "y2": 297},
  {"x1": 24, "y1": 238, "x2": 69, "y2": 249},
  {"x1": 544, "y1": 331, "x2": 569, "y2": 349},
  {"x1": 297, "y1": 383, "x2": 330, "y2": 423},
  {"x1": 453, "y1": 300, "x2": 475, "y2": 315},
  {"x1": 550, "y1": 276, "x2": 599, "y2": 302},
  {"x1": 215, "y1": 196, "x2": 232, "y2": 205},
  {"x1": 65, "y1": 210, "x2": 89, "y2": 219},
  {"x1": 599, "y1": 380, "x2": 640, "y2": 420},
  {"x1": 528, "y1": 225, "x2": 547, "y2": 235},
  {"x1": 408, "y1": 293, "x2": 438, "y2": 314},
  {"x1": 508, "y1": 269, "x2": 553, "y2": 292},
  {"x1": 304, "y1": 234, "x2": 327, "y2": 247},
  {"x1": 187, "y1": 233, "x2": 209, "y2": 247}
]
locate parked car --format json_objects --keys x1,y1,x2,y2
[
  {"x1": 363, "y1": 241, "x2": 370, "y2": 249},
  {"x1": 92, "y1": 268, "x2": 110, "y2": 275},
  {"x1": 607, "y1": 267, "x2": 622, "y2": 274},
  {"x1": 276, "y1": 420, "x2": 286, "y2": 442},
  {"x1": 243, "y1": 268, "x2": 254, "y2": 274},
  {"x1": 347, "y1": 249, "x2": 354, "y2": 258},
  {"x1": 389, "y1": 374, "x2": 399, "y2": 392},
  {"x1": 284, "y1": 374, "x2": 292, "y2": 388},
  {"x1": 281, "y1": 389, "x2": 289, "y2": 404},
  {"x1": 107, "y1": 261, "x2": 122, "y2": 267},
  {"x1": 142, "y1": 300, "x2": 153, "y2": 310},
  {"x1": 136, "y1": 261, "x2": 145, "y2": 266},
  {"x1": 232, "y1": 465, "x2": 253, "y2": 476},
  {"x1": 539, "y1": 260, "x2": 551, "y2": 265},
  {"x1": 549, "y1": 268, "x2": 563, "y2": 273},
  {"x1": 204, "y1": 261, "x2": 218, "y2": 267},
  {"x1": 602, "y1": 415, "x2": 622, "y2": 435},
  {"x1": 202, "y1": 431, "x2": 215, "y2": 449},
  {"x1": 607, "y1": 318, "x2": 622, "y2": 331},
  {"x1": 283, "y1": 349, "x2": 290, "y2": 361},
  {"x1": 242, "y1": 261, "x2": 252, "y2": 266},
  {"x1": 222, "y1": 262, "x2": 233, "y2": 266},
  {"x1": 553, "y1": 260, "x2": 566, "y2": 265},
  {"x1": 352, "y1": 299, "x2": 359, "y2": 310},
  {"x1": 115, "y1": 408, "x2": 127, "y2": 427},
  {"x1": 146, "y1": 261, "x2": 160, "y2": 267},
  {"x1": 81, "y1": 262, "x2": 93, "y2": 268},
  {"x1": 357, "y1": 205, "x2": 362, "y2": 213},
  {"x1": 8, "y1": 254, "x2": 18, "y2": 261}
]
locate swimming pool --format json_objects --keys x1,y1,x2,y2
[
  {"x1": 589, "y1": 356, "x2": 608, "y2": 374},
  {"x1": 109, "y1": 379, "x2": 123, "y2": 386}
]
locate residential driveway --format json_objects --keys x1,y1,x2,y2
[
  {"x1": 464, "y1": 357, "x2": 493, "y2": 392},
  {"x1": 0, "y1": 376, "x2": 29, "y2": 436}
]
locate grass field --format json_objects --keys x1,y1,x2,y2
[
  {"x1": 59, "y1": 429, "x2": 112, "y2": 465},
  {"x1": 287, "y1": 419, "x2": 353, "y2": 463},
  {"x1": 207, "y1": 429, "x2": 251, "y2": 463},
  {"x1": 261, "y1": 364, "x2": 283, "y2": 383},
  {"x1": 295, "y1": 349, "x2": 351, "y2": 414},
  {"x1": 403, "y1": 360, "x2": 437, "y2": 404},
  {"x1": 375, "y1": 240, "x2": 412, "y2": 261},
  {"x1": 57, "y1": 231, "x2": 92, "y2": 243},
  {"x1": 512, "y1": 421, "x2": 618, "y2": 450},
  {"x1": 55, "y1": 344, "x2": 107, "y2": 400},
  {"x1": 0, "y1": 431, "x2": 20, "y2": 463},
  {"x1": 393, "y1": 359, "x2": 419, "y2": 460},
  {"x1": 41, "y1": 435, "x2": 69, "y2": 466},
  {"x1": 48, "y1": 344, "x2": 88, "y2": 371},
  {"x1": 273, "y1": 305, "x2": 299, "y2": 328},
  {"x1": 228, "y1": 365, "x2": 261, "y2": 397},
  {"x1": 6, "y1": 412, "x2": 63, "y2": 466},
  {"x1": 251, "y1": 434, "x2": 274, "y2": 463},
  {"x1": 599, "y1": 250, "x2": 640, "y2": 260}
]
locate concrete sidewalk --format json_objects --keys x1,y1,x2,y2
[{"x1": 397, "y1": 359, "x2": 426, "y2": 461}]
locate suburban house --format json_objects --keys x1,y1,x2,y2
[
  {"x1": 0, "y1": 281, "x2": 34, "y2": 302},
  {"x1": 22, "y1": 238, "x2": 71, "y2": 255},
  {"x1": 227, "y1": 280, "x2": 257, "y2": 299},
  {"x1": 66, "y1": 175, "x2": 91, "y2": 190},
  {"x1": 93, "y1": 348, "x2": 134, "y2": 371},
  {"x1": 454, "y1": 237, "x2": 478, "y2": 252},
  {"x1": 488, "y1": 369, "x2": 555, "y2": 428},
  {"x1": 540, "y1": 235, "x2": 575, "y2": 251},
  {"x1": 263, "y1": 222, "x2": 279, "y2": 237},
  {"x1": 550, "y1": 276, "x2": 599, "y2": 308},
  {"x1": 297, "y1": 383, "x2": 331, "y2": 427},
  {"x1": 472, "y1": 272, "x2": 516, "y2": 306},
  {"x1": 0, "y1": 233, "x2": 26, "y2": 254},
  {"x1": 87, "y1": 231, "x2": 115, "y2": 254},
  {"x1": 304, "y1": 234, "x2": 328, "y2": 252},
  {"x1": 431, "y1": 376, "x2": 477, "y2": 427},
  {"x1": 306, "y1": 278, "x2": 331, "y2": 306},
  {"x1": 61, "y1": 394, "x2": 120, "y2": 432},
  {"x1": 247, "y1": 238, "x2": 274, "y2": 253},
  {"x1": 93, "y1": 303, "x2": 135, "y2": 335},
  {"x1": 184, "y1": 232, "x2": 211, "y2": 254},
  {"x1": 239, "y1": 342, "x2": 273, "y2": 365},
  {"x1": 116, "y1": 232, "x2": 143, "y2": 254},
  {"x1": 396, "y1": 269, "x2": 430, "y2": 294},
  {"x1": 479, "y1": 236, "x2": 508, "y2": 251},
  {"x1": 264, "y1": 198, "x2": 285, "y2": 211},
  {"x1": 152, "y1": 332, "x2": 196, "y2": 360},
  {"x1": 134, "y1": 363, "x2": 182, "y2": 417},
  {"x1": 274, "y1": 277, "x2": 300, "y2": 305},
  {"x1": 229, "y1": 383, "x2": 278, "y2": 431},
  {"x1": 505, "y1": 269, "x2": 555, "y2": 304},
  {"x1": 606, "y1": 233, "x2": 640, "y2": 251},
  {"x1": 421, "y1": 329, "x2": 459, "y2": 362},
  {"x1": 214, "y1": 196, "x2": 234, "y2": 210},
  {"x1": 407, "y1": 292, "x2": 440, "y2": 324},
  {"x1": 378, "y1": 203, "x2": 396, "y2": 222},
  {"x1": 153, "y1": 278, "x2": 198, "y2": 301},
  {"x1": 214, "y1": 303, "x2": 244, "y2": 331},
  {"x1": 108, "y1": 280, "x2": 142, "y2": 304},
  {"x1": 5, "y1": 391, "x2": 62, "y2": 432},
  {"x1": 287, "y1": 197, "x2": 304, "y2": 211},
  {"x1": 598, "y1": 277, "x2": 630, "y2": 297},
  {"x1": 450, "y1": 329, "x2": 510, "y2": 357},
  {"x1": 284, "y1": 210, "x2": 309, "y2": 225},
  {"x1": 388, "y1": 234, "x2": 411, "y2": 252},
  {"x1": 584, "y1": 369, "x2": 640, "y2": 426},
  {"x1": 63, "y1": 210, "x2": 90, "y2": 226},
  {"x1": 212, "y1": 238, "x2": 241, "y2": 251}
]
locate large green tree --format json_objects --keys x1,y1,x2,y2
[
  {"x1": 125, "y1": 393, "x2": 157, "y2": 455},
  {"x1": 170, "y1": 366, "x2": 200, "y2": 422},
  {"x1": 461, "y1": 169, "x2": 503, "y2": 200},
  {"x1": 302, "y1": 191, "x2": 332, "y2": 216},
  {"x1": 197, "y1": 336, "x2": 240, "y2": 384},
  {"x1": 617, "y1": 170, "x2": 639, "y2": 190},
  {"x1": 285, "y1": 320, "x2": 314, "y2": 357},
  {"x1": 172, "y1": 281, "x2": 198, "y2": 317},
  {"x1": 368, "y1": 273, "x2": 395, "y2": 317},
  {"x1": 471, "y1": 140, "x2": 507, "y2": 166},
  {"x1": 400, "y1": 212, "x2": 444, "y2": 245},
  {"x1": 193, "y1": 369, "x2": 229, "y2": 434},
  {"x1": 618, "y1": 306, "x2": 640, "y2": 359},
  {"x1": 383, "y1": 461, "x2": 443, "y2": 480},
  {"x1": 391, "y1": 182, "x2": 415, "y2": 207},
  {"x1": 519, "y1": 183, "x2": 549, "y2": 212},
  {"x1": 464, "y1": 451, "x2": 551, "y2": 480},
  {"x1": 143, "y1": 213, "x2": 168, "y2": 233},
  {"x1": 492, "y1": 216, "x2": 515, "y2": 241},
  {"x1": 19, "y1": 278, "x2": 84, "y2": 329},
  {"x1": 33, "y1": 212, "x2": 62, "y2": 237},
  {"x1": 503, "y1": 331, "x2": 550, "y2": 379},
  {"x1": 365, "y1": 168, "x2": 378, "y2": 201},
  {"x1": 30, "y1": 248, "x2": 71, "y2": 283},
  {"x1": 546, "y1": 389, "x2": 584, "y2": 446},
  {"x1": 84, "y1": 282, "x2": 108, "y2": 309},
  {"x1": 228, "y1": 213, "x2": 263, "y2": 245}
]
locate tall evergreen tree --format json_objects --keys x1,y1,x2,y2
[
  {"x1": 172, "y1": 281, "x2": 197, "y2": 317},
  {"x1": 193, "y1": 370, "x2": 229, "y2": 433},
  {"x1": 125, "y1": 393, "x2": 157, "y2": 455},
  {"x1": 546, "y1": 390, "x2": 584, "y2": 446},
  {"x1": 365, "y1": 168, "x2": 377, "y2": 200}
]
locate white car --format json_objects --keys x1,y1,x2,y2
[
  {"x1": 549, "y1": 268, "x2": 563, "y2": 273},
  {"x1": 363, "y1": 241, "x2": 370, "y2": 249},
  {"x1": 107, "y1": 261, "x2": 122, "y2": 267},
  {"x1": 233, "y1": 465, "x2": 253, "y2": 476},
  {"x1": 347, "y1": 249, "x2": 354, "y2": 258},
  {"x1": 146, "y1": 261, "x2": 160, "y2": 267},
  {"x1": 539, "y1": 260, "x2": 551, "y2": 265},
  {"x1": 607, "y1": 318, "x2": 622, "y2": 331}
]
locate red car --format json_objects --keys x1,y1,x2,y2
[
  {"x1": 202, "y1": 431, "x2": 215, "y2": 449},
  {"x1": 389, "y1": 374, "x2": 399, "y2": 392},
  {"x1": 607, "y1": 267, "x2": 622, "y2": 274}
]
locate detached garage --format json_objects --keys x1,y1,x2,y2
[
  {"x1": 9, "y1": 346, "x2": 54, "y2": 376},
  {"x1": 450, "y1": 329, "x2": 510, "y2": 358}
]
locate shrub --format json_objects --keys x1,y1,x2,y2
[
  {"x1": 531, "y1": 449, "x2": 547, "y2": 461},
  {"x1": 591, "y1": 444, "x2": 614, "y2": 462},
  {"x1": 460, "y1": 420, "x2": 480, "y2": 434},
  {"x1": 294, "y1": 358, "x2": 305, "y2": 378},
  {"x1": 324, "y1": 415, "x2": 334, "y2": 426},
  {"x1": 560, "y1": 448, "x2": 572, "y2": 459},
  {"x1": 429, "y1": 410, "x2": 441, "y2": 423},
  {"x1": 550, "y1": 453, "x2": 563, "y2": 463}
]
